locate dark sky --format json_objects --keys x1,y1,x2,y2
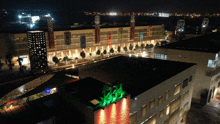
[{"x1": 1, "y1": 0, "x2": 220, "y2": 13}]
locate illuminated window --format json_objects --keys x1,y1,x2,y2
[
  {"x1": 174, "y1": 84, "x2": 180, "y2": 95},
  {"x1": 129, "y1": 112, "x2": 137, "y2": 124},
  {"x1": 165, "y1": 90, "x2": 169, "y2": 100},
  {"x1": 183, "y1": 102, "x2": 189, "y2": 112},
  {"x1": 183, "y1": 91, "x2": 189, "y2": 100},
  {"x1": 159, "y1": 109, "x2": 164, "y2": 117},
  {"x1": 141, "y1": 105, "x2": 147, "y2": 117},
  {"x1": 158, "y1": 96, "x2": 163, "y2": 106},
  {"x1": 149, "y1": 99, "x2": 155, "y2": 109},
  {"x1": 166, "y1": 105, "x2": 170, "y2": 115}
]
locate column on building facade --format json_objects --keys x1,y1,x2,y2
[
  {"x1": 130, "y1": 15, "x2": 135, "y2": 40},
  {"x1": 47, "y1": 17, "x2": 55, "y2": 48},
  {"x1": 95, "y1": 16, "x2": 100, "y2": 44}
]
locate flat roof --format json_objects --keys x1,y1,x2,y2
[
  {"x1": 60, "y1": 77, "x2": 109, "y2": 111},
  {"x1": 159, "y1": 32, "x2": 220, "y2": 53},
  {"x1": 78, "y1": 56, "x2": 196, "y2": 98}
]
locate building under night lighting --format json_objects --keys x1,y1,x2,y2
[
  {"x1": 0, "y1": 56, "x2": 196, "y2": 124},
  {"x1": 0, "y1": 15, "x2": 165, "y2": 66},
  {"x1": 27, "y1": 31, "x2": 48, "y2": 73},
  {"x1": 154, "y1": 32, "x2": 220, "y2": 105},
  {"x1": 78, "y1": 56, "x2": 197, "y2": 124}
]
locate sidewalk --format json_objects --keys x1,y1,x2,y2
[{"x1": 186, "y1": 103, "x2": 220, "y2": 124}]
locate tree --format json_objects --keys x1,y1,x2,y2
[
  {"x1": 17, "y1": 58, "x2": 23, "y2": 68},
  {"x1": 123, "y1": 46, "x2": 127, "y2": 52},
  {"x1": 63, "y1": 56, "x2": 69, "y2": 62},
  {"x1": 110, "y1": 48, "x2": 114, "y2": 53},
  {"x1": 17, "y1": 58, "x2": 23, "y2": 71},
  {"x1": 103, "y1": 50, "x2": 107, "y2": 55},
  {"x1": 89, "y1": 53, "x2": 92, "y2": 58},
  {"x1": 117, "y1": 46, "x2": 121, "y2": 53},
  {"x1": 129, "y1": 44, "x2": 133, "y2": 51},
  {"x1": 101, "y1": 53, "x2": 104, "y2": 58},
  {"x1": 96, "y1": 50, "x2": 101, "y2": 55},
  {"x1": 6, "y1": 54, "x2": 13, "y2": 70},
  {"x1": 75, "y1": 57, "x2": 78, "y2": 63},
  {"x1": 6, "y1": 54, "x2": 12, "y2": 65},
  {"x1": 141, "y1": 44, "x2": 145, "y2": 50},
  {"x1": 80, "y1": 51, "x2": 86, "y2": 59},
  {"x1": 52, "y1": 56, "x2": 59, "y2": 65},
  {"x1": 155, "y1": 42, "x2": 160, "y2": 47},
  {"x1": 135, "y1": 44, "x2": 139, "y2": 50},
  {"x1": 149, "y1": 44, "x2": 154, "y2": 48},
  {"x1": 145, "y1": 44, "x2": 150, "y2": 49}
]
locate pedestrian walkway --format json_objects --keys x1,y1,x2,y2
[{"x1": 187, "y1": 103, "x2": 220, "y2": 124}]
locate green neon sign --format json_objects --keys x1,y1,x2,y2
[{"x1": 96, "y1": 83, "x2": 126, "y2": 108}]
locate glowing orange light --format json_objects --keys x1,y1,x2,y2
[
  {"x1": 99, "y1": 109, "x2": 106, "y2": 123},
  {"x1": 122, "y1": 98, "x2": 127, "y2": 110},
  {"x1": 95, "y1": 96, "x2": 130, "y2": 124}
]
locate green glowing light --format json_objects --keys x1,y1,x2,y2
[
  {"x1": 96, "y1": 83, "x2": 126, "y2": 108},
  {"x1": 86, "y1": 106, "x2": 94, "y2": 110}
]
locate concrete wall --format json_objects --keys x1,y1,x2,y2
[
  {"x1": 154, "y1": 48, "x2": 217, "y2": 103},
  {"x1": 129, "y1": 64, "x2": 196, "y2": 124}
]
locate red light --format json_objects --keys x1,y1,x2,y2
[
  {"x1": 68, "y1": 79, "x2": 79, "y2": 83},
  {"x1": 2, "y1": 99, "x2": 18, "y2": 106},
  {"x1": 95, "y1": 96, "x2": 130, "y2": 124}
]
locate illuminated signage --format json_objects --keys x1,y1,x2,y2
[
  {"x1": 45, "y1": 89, "x2": 51, "y2": 94},
  {"x1": 97, "y1": 83, "x2": 126, "y2": 108},
  {"x1": 139, "y1": 32, "x2": 143, "y2": 42}
]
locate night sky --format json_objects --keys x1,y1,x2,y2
[{"x1": 1, "y1": 0, "x2": 220, "y2": 13}]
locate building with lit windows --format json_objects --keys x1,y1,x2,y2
[
  {"x1": 154, "y1": 32, "x2": 220, "y2": 105},
  {"x1": 0, "y1": 16, "x2": 165, "y2": 66},
  {"x1": 0, "y1": 56, "x2": 196, "y2": 124},
  {"x1": 78, "y1": 56, "x2": 197, "y2": 124},
  {"x1": 27, "y1": 31, "x2": 48, "y2": 73}
]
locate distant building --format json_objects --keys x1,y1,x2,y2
[
  {"x1": 0, "y1": 16, "x2": 165, "y2": 65},
  {"x1": 27, "y1": 31, "x2": 48, "y2": 73},
  {"x1": 78, "y1": 56, "x2": 197, "y2": 124},
  {"x1": 154, "y1": 32, "x2": 220, "y2": 104}
]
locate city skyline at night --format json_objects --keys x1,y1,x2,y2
[{"x1": 2, "y1": 0, "x2": 220, "y2": 124}]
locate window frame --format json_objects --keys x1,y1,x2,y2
[
  {"x1": 174, "y1": 84, "x2": 181, "y2": 96},
  {"x1": 149, "y1": 99, "x2": 155, "y2": 109},
  {"x1": 165, "y1": 90, "x2": 169, "y2": 100}
]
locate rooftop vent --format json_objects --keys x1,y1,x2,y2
[{"x1": 90, "y1": 99, "x2": 99, "y2": 105}]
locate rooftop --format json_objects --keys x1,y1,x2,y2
[
  {"x1": 159, "y1": 32, "x2": 220, "y2": 53},
  {"x1": 78, "y1": 56, "x2": 196, "y2": 98}
]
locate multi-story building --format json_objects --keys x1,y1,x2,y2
[
  {"x1": 154, "y1": 32, "x2": 220, "y2": 104},
  {"x1": 27, "y1": 31, "x2": 48, "y2": 73},
  {"x1": 78, "y1": 56, "x2": 197, "y2": 124},
  {"x1": 0, "y1": 56, "x2": 197, "y2": 124},
  {"x1": 0, "y1": 16, "x2": 165, "y2": 66}
]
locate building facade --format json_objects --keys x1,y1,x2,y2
[
  {"x1": 78, "y1": 56, "x2": 197, "y2": 124},
  {"x1": 129, "y1": 64, "x2": 195, "y2": 124},
  {"x1": 27, "y1": 31, "x2": 48, "y2": 73},
  {"x1": 0, "y1": 24, "x2": 165, "y2": 66},
  {"x1": 154, "y1": 33, "x2": 220, "y2": 104}
]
